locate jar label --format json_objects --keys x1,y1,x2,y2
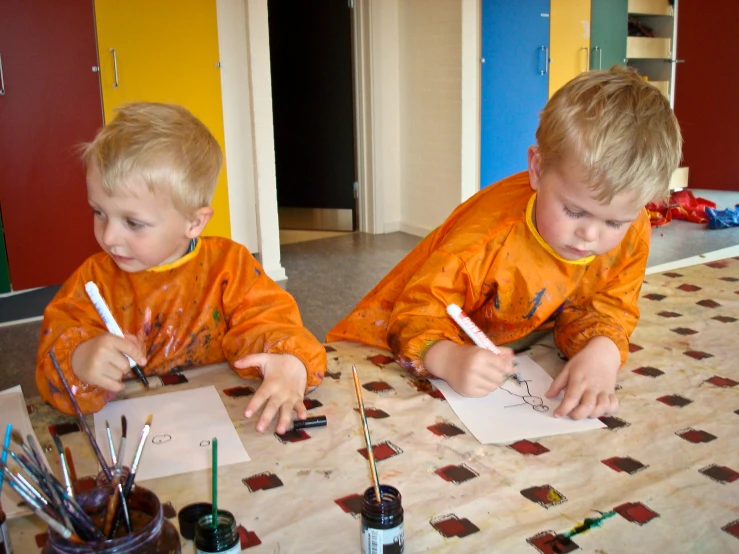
[
  {"x1": 196, "y1": 542, "x2": 240, "y2": 554},
  {"x1": 361, "y1": 522, "x2": 404, "y2": 554},
  {"x1": 0, "y1": 520, "x2": 12, "y2": 554}
]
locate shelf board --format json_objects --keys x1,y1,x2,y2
[
  {"x1": 627, "y1": 37, "x2": 671, "y2": 59},
  {"x1": 628, "y1": 0, "x2": 673, "y2": 16}
]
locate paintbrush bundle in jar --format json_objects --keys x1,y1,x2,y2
[{"x1": 0, "y1": 414, "x2": 180, "y2": 553}]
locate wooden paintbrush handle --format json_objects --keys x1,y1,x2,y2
[{"x1": 102, "y1": 473, "x2": 122, "y2": 538}]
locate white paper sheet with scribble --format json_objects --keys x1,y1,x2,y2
[
  {"x1": 431, "y1": 355, "x2": 605, "y2": 444},
  {"x1": 93, "y1": 385, "x2": 249, "y2": 481}
]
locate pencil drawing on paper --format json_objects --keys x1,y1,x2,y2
[
  {"x1": 500, "y1": 377, "x2": 549, "y2": 412},
  {"x1": 151, "y1": 434, "x2": 172, "y2": 444}
]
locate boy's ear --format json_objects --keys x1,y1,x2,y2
[
  {"x1": 527, "y1": 146, "x2": 542, "y2": 192},
  {"x1": 185, "y1": 207, "x2": 214, "y2": 239}
]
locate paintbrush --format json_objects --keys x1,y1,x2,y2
[
  {"x1": 102, "y1": 416, "x2": 129, "y2": 538},
  {"x1": 116, "y1": 416, "x2": 127, "y2": 473},
  {"x1": 0, "y1": 423, "x2": 11, "y2": 495},
  {"x1": 351, "y1": 365, "x2": 382, "y2": 502},
  {"x1": 115, "y1": 416, "x2": 131, "y2": 533},
  {"x1": 64, "y1": 446, "x2": 78, "y2": 491},
  {"x1": 27, "y1": 434, "x2": 74, "y2": 532},
  {"x1": 211, "y1": 437, "x2": 218, "y2": 528},
  {"x1": 121, "y1": 414, "x2": 152, "y2": 497},
  {"x1": 6, "y1": 454, "x2": 104, "y2": 541},
  {"x1": 49, "y1": 350, "x2": 112, "y2": 481},
  {"x1": 11, "y1": 430, "x2": 41, "y2": 473},
  {"x1": 1, "y1": 465, "x2": 80, "y2": 541},
  {"x1": 105, "y1": 420, "x2": 117, "y2": 467},
  {"x1": 111, "y1": 414, "x2": 152, "y2": 536},
  {"x1": 51, "y1": 433, "x2": 74, "y2": 498},
  {"x1": 4, "y1": 475, "x2": 76, "y2": 540}
]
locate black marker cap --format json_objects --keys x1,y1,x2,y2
[{"x1": 292, "y1": 415, "x2": 327, "y2": 430}]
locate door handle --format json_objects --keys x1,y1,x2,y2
[
  {"x1": 109, "y1": 48, "x2": 119, "y2": 88},
  {"x1": 593, "y1": 46, "x2": 602, "y2": 70},
  {"x1": 540, "y1": 46, "x2": 550, "y2": 75},
  {"x1": 0, "y1": 54, "x2": 5, "y2": 95},
  {"x1": 580, "y1": 46, "x2": 589, "y2": 72}
]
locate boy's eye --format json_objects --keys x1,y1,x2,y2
[
  {"x1": 563, "y1": 207, "x2": 584, "y2": 219},
  {"x1": 606, "y1": 221, "x2": 623, "y2": 230},
  {"x1": 91, "y1": 208, "x2": 103, "y2": 217},
  {"x1": 125, "y1": 218, "x2": 145, "y2": 230}
]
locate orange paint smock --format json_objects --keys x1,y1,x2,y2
[
  {"x1": 327, "y1": 172, "x2": 650, "y2": 377},
  {"x1": 37, "y1": 237, "x2": 327, "y2": 414}
]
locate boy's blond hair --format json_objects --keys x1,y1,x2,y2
[
  {"x1": 83, "y1": 102, "x2": 223, "y2": 216},
  {"x1": 537, "y1": 65, "x2": 682, "y2": 205}
]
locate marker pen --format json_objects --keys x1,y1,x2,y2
[
  {"x1": 84, "y1": 282, "x2": 149, "y2": 388},
  {"x1": 292, "y1": 416, "x2": 327, "y2": 430}
]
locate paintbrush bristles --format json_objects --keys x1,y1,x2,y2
[
  {"x1": 144, "y1": 413, "x2": 153, "y2": 427},
  {"x1": 351, "y1": 365, "x2": 382, "y2": 503},
  {"x1": 121, "y1": 416, "x2": 127, "y2": 439}
]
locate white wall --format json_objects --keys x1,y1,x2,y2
[
  {"x1": 217, "y1": 0, "x2": 285, "y2": 280},
  {"x1": 217, "y1": 0, "x2": 479, "y2": 264},
  {"x1": 397, "y1": 0, "x2": 465, "y2": 237}
]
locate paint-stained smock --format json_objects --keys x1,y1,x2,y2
[
  {"x1": 327, "y1": 172, "x2": 650, "y2": 377},
  {"x1": 37, "y1": 237, "x2": 327, "y2": 415}
]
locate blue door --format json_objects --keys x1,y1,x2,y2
[{"x1": 480, "y1": 0, "x2": 550, "y2": 188}]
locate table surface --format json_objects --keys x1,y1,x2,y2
[{"x1": 7, "y1": 259, "x2": 739, "y2": 553}]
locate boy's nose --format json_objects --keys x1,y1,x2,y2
[
  {"x1": 101, "y1": 222, "x2": 121, "y2": 247},
  {"x1": 576, "y1": 224, "x2": 597, "y2": 243}
]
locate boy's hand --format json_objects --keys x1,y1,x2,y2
[
  {"x1": 545, "y1": 336, "x2": 620, "y2": 419},
  {"x1": 424, "y1": 340, "x2": 515, "y2": 397},
  {"x1": 70, "y1": 333, "x2": 147, "y2": 392},
  {"x1": 235, "y1": 353, "x2": 308, "y2": 434}
]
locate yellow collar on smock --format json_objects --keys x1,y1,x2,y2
[
  {"x1": 146, "y1": 237, "x2": 202, "y2": 273},
  {"x1": 525, "y1": 194, "x2": 595, "y2": 265}
]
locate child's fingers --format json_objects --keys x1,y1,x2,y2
[
  {"x1": 294, "y1": 398, "x2": 308, "y2": 421},
  {"x1": 274, "y1": 403, "x2": 295, "y2": 435},
  {"x1": 567, "y1": 390, "x2": 597, "y2": 420},
  {"x1": 255, "y1": 397, "x2": 281, "y2": 433},
  {"x1": 112, "y1": 336, "x2": 147, "y2": 367},
  {"x1": 545, "y1": 366, "x2": 570, "y2": 399},
  {"x1": 243, "y1": 388, "x2": 267, "y2": 419},
  {"x1": 234, "y1": 352, "x2": 269, "y2": 369},
  {"x1": 553, "y1": 380, "x2": 583, "y2": 418},
  {"x1": 122, "y1": 333, "x2": 147, "y2": 365}
]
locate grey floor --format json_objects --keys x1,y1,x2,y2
[{"x1": 2, "y1": 189, "x2": 737, "y2": 399}]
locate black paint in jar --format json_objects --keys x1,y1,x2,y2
[{"x1": 361, "y1": 485, "x2": 404, "y2": 554}]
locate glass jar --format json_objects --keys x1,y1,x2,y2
[
  {"x1": 361, "y1": 485, "x2": 404, "y2": 553},
  {"x1": 194, "y1": 511, "x2": 240, "y2": 554},
  {"x1": 42, "y1": 485, "x2": 180, "y2": 554},
  {"x1": 1, "y1": 501, "x2": 13, "y2": 553}
]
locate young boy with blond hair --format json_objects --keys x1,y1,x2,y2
[
  {"x1": 328, "y1": 66, "x2": 682, "y2": 420},
  {"x1": 37, "y1": 102, "x2": 326, "y2": 434}
]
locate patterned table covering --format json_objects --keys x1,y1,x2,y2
[{"x1": 7, "y1": 259, "x2": 739, "y2": 553}]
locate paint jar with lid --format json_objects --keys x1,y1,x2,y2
[
  {"x1": 0, "y1": 500, "x2": 13, "y2": 553},
  {"x1": 361, "y1": 485, "x2": 404, "y2": 553},
  {"x1": 194, "y1": 510, "x2": 240, "y2": 554},
  {"x1": 42, "y1": 485, "x2": 181, "y2": 554}
]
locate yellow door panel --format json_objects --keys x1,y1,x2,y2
[
  {"x1": 549, "y1": 0, "x2": 591, "y2": 98},
  {"x1": 94, "y1": 0, "x2": 230, "y2": 238}
]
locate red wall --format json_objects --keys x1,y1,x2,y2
[{"x1": 674, "y1": 0, "x2": 739, "y2": 191}]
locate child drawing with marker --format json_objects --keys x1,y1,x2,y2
[
  {"x1": 36, "y1": 103, "x2": 327, "y2": 434},
  {"x1": 328, "y1": 67, "x2": 682, "y2": 420}
]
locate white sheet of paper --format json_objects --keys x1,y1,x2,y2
[
  {"x1": 0, "y1": 385, "x2": 52, "y2": 519},
  {"x1": 93, "y1": 385, "x2": 249, "y2": 481},
  {"x1": 431, "y1": 355, "x2": 605, "y2": 444}
]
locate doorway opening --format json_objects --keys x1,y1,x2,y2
[{"x1": 267, "y1": 0, "x2": 357, "y2": 245}]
